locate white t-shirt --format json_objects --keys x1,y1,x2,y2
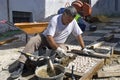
[{"x1": 42, "y1": 14, "x2": 83, "y2": 43}]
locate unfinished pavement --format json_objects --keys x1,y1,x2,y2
[{"x1": 0, "y1": 18, "x2": 120, "y2": 80}]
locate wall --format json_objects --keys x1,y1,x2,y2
[
  {"x1": 45, "y1": 0, "x2": 75, "y2": 21},
  {"x1": 1, "y1": 0, "x2": 75, "y2": 22},
  {"x1": 9, "y1": 0, "x2": 76, "y2": 22},
  {"x1": 0, "y1": 0, "x2": 75, "y2": 33},
  {"x1": 1, "y1": 0, "x2": 120, "y2": 22},
  {"x1": 91, "y1": 0, "x2": 120, "y2": 17},
  {"x1": 0, "y1": 0, "x2": 8, "y2": 21},
  {"x1": 9, "y1": 0, "x2": 46, "y2": 22},
  {"x1": 0, "y1": 0, "x2": 10, "y2": 33}
]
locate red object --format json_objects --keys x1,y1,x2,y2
[
  {"x1": 82, "y1": 2, "x2": 92, "y2": 17},
  {"x1": 72, "y1": 0, "x2": 83, "y2": 12},
  {"x1": 0, "y1": 20, "x2": 7, "y2": 24},
  {"x1": 72, "y1": 1, "x2": 92, "y2": 17}
]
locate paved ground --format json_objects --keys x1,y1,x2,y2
[
  {"x1": 0, "y1": 17, "x2": 120, "y2": 80},
  {"x1": 0, "y1": 34, "x2": 26, "y2": 80}
]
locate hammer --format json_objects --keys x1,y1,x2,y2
[{"x1": 18, "y1": 51, "x2": 49, "y2": 61}]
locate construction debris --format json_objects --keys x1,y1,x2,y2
[
  {"x1": 0, "y1": 18, "x2": 120, "y2": 80},
  {"x1": 97, "y1": 55, "x2": 120, "y2": 77}
]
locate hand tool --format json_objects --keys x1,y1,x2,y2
[
  {"x1": 18, "y1": 51, "x2": 49, "y2": 61},
  {"x1": 18, "y1": 51, "x2": 56, "y2": 76},
  {"x1": 71, "y1": 65, "x2": 76, "y2": 80}
]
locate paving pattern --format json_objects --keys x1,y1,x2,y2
[
  {"x1": 82, "y1": 25, "x2": 120, "y2": 54},
  {"x1": 64, "y1": 21, "x2": 120, "y2": 78},
  {"x1": 64, "y1": 44, "x2": 102, "y2": 76},
  {"x1": 0, "y1": 18, "x2": 120, "y2": 80}
]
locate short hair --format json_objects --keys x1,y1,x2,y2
[{"x1": 63, "y1": 6, "x2": 77, "y2": 18}]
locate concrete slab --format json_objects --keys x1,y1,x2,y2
[
  {"x1": 93, "y1": 30, "x2": 112, "y2": 33},
  {"x1": 88, "y1": 33, "x2": 106, "y2": 37},
  {"x1": 101, "y1": 42, "x2": 117, "y2": 47},
  {"x1": 84, "y1": 40, "x2": 94, "y2": 46},
  {"x1": 97, "y1": 37, "x2": 120, "y2": 43},
  {"x1": 114, "y1": 33, "x2": 120, "y2": 38},
  {"x1": 108, "y1": 23, "x2": 120, "y2": 26},
  {"x1": 83, "y1": 36, "x2": 101, "y2": 41},
  {"x1": 102, "y1": 26, "x2": 119, "y2": 30},
  {"x1": 114, "y1": 43, "x2": 120, "y2": 54}
]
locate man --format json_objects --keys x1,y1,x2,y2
[{"x1": 10, "y1": 6, "x2": 86, "y2": 78}]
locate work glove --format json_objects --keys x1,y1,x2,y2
[
  {"x1": 55, "y1": 47, "x2": 66, "y2": 58},
  {"x1": 82, "y1": 47, "x2": 94, "y2": 55}
]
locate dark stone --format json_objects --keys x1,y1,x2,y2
[
  {"x1": 97, "y1": 37, "x2": 120, "y2": 43},
  {"x1": 88, "y1": 33, "x2": 106, "y2": 37},
  {"x1": 84, "y1": 40, "x2": 94, "y2": 45}
]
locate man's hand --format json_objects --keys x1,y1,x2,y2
[
  {"x1": 82, "y1": 48, "x2": 94, "y2": 55},
  {"x1": 56, "y1": 47, "x2": 66, "y2": 57}
]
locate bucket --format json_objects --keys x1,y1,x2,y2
[{"x1": 35, "y1": 64, "x2": 65, "y2": 80}]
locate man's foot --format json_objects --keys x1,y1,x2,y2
[{"x1": 10, "y1": 62, "x2": 24, "y2": 79}]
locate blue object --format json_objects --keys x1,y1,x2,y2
[
  {"x1": 57, "y1": 8, "x2": 65, "y2": 14},
  {"x1": 78, "y1": 18, "x2": 86, "y2": 32}
]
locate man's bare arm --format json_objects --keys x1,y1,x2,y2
[
  {"x1": 46, "y1": 35, "x2": 59, "y2": 49},
  {"x1": 77, "y1": 35, "x2": 85, "y2": 49}
]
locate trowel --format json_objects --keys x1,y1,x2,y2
[
  {"x1": 71, "y1": 65, "x2": 76, "y2": 80},
  {"x1": 19, "y1": 51, "x2": 57, "y2": 77},
  {"x1": 47, "y1": 57, "x2": 56, "y2": 76}
]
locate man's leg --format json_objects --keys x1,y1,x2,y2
[{"x1": 10, "y1": 34, "x2": 42, "y2": 78}]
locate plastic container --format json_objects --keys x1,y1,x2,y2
[
  {"x1": 71, "y1": 0, "x2": 83, "y2": 12},
  {"x1": 35, "y1": 64, "x2": 65, "y2": 80}
]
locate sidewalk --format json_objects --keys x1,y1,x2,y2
[{"x1": 0, "y1": 17, "x2": 120, "y2": 80}]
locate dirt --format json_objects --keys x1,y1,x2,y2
[
  {"x1": 60, "y1": 54, "x2": 77, "y2": 67},
  {"x1": 37, "y1": 66, "x2": 62, "y2": 78},
  {"x1": 0, "y1": 18, "x2": 120, "y2": 80},
  {"x1": 0, "y1": 34, "x2": 26, "y2": 80}
]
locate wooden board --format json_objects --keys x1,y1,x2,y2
[
  {"x1": 15, "y1": 22, "x2": 48, "y2": 34},
  {"x1": 65, "y1": 57, "x2": 104, "y2": 80},
  {"x1": 0, "y1": 37, "x2": 18, "y2": 45},
  {"x1": 80, "y1": 59, "x2": 104, "y2": 80}
]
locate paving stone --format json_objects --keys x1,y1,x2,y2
[
  {"x1": 107, "y1": 26, "x2": 119, "y2": 28},
  {"x1": 87, "y1": 33, "x2": 106, "y2": 37},
  {"x1": 68, "y1": 39, "x2": 79, "y2": 45},
  {"x1": 114, "y1": 43, "x2": 120, "y2": 52},
  {"x1": 0, "y1": 71, "x2": 10, "y2": 80},
  {"x1": 102, "y1": 26, "x2": 119, "y2": 30},
  {"x1": 0, "y1": 19, "x2": 120, "y2": 80},
  {"x1": 83, "y1": 36, "x2": 101, "y2": 41},
  {"x1": 109, "y1": 23, "x2": 120, "y2": 26},
  {"x1": 97, "y1": 37, "x2": 120, "y2": 43},
  {"x1": 114, "y1": 33, "x2": 120, "y2": 38},
  {"x1": 101, "y1": 42, "x2": 117, "y2": 47},
  {"x1": 94, "y1": 30, "x2": 112, "y2": 33},
  {"x1": 84, "y1": 40, "x2": 94, "y2": 46}
]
